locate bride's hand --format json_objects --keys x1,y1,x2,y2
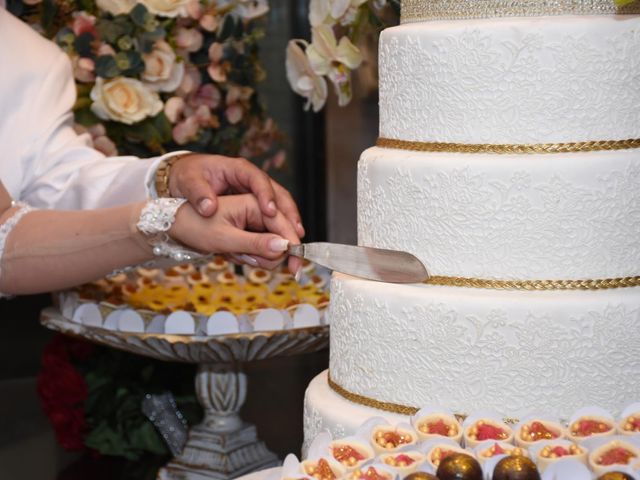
[{"x1": 169, "y1": 193, "x2": 302, "y2": 272}]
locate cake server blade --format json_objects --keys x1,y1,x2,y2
[{"x1": 288, "y1": 243, "x2": 429, "y2": 283}]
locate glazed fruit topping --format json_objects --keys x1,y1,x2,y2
[
  {"x1": 383, "y1": 454, "x2": 415, "y2": 467},
  {"x1": 333, "y1": 445, "x2": 366, "y2": 466},
  {"x1": 419, "y1": 418, "x2": 458, "y2": 437},
  {"x1": 430, "y1": 447, "x2": 456, "y2": 466},
  {"x1": 623, "y1": 415, "x2": 640, "y2": 432},
  {"x1": 521, "y1": 421, "x2": 559, "y2": 442},
  {"x1": 482, "y1": 443, "x2": 507, "y2": 457},
  {"x1": 540, "y1": 444, "x2": 582, "y2": 458},
  {"x1": 374, "y1": 430, "x2": 413, "y2": 449},
  {"x1": 468, "y1": 421, "x2": 508, "y2": 441},
  {"x1": 571, "y1": 419, "x2": 612, "y2": 437},
  {"x1": 597, "y1": 447, "x2": 637, "y2": 466},
  {"x1": 305, "y1": 459, "x2": 336, "y2": 480},
  {"x1": 353, "y1": 467, "x2": 388, "y2": 480}
]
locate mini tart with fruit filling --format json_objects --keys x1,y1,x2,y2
[
  {"x1": 536, "y1": 442, "x2": 587, "y2": 471},
  {"x1": 619, "y1": 412, "x2": 640, "y2": 435},
  {"x1": 425, "y1": 444, "x2": 469, "y2": 470},
  {"x1": 301, "y1": 457, "x2": 345, "y2": 480},
  {"x1": 329, "y1": 440, "x2": 374, "y2": 470},
  {"x1": 345, "y1": 466, "x2": 393, "y2": 480},
  {"x1": 516, "y1": 420, "x2": 564, "y2": 448},
  {"x1": 463, "y1": 418, "x2": 514, "y2": 448},
  {"x1": 380, "y1": 451, "x2": 424, "y2": 474},
  {"x1": 588, "y1": 440, "x2": 640, "y2": 476},
  {"x1": 371, "y1": 426, "x2": 416, "y2": 453},
  {"x1": 568, "y1": 416, "x2": 614, "y2": 442},
  {"x1": 414, "y1": 413, "x2": 462, "y2": 443},
  {"x1": 476, "y1": 441, "x2": 526, "y2": 465}
]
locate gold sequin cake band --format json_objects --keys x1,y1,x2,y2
[
  {"x1": 401, "y1": 0, "x2": 640, "y2": 23},
  {"x1": 376, "y1": 137, "x2": 640, "y2": 154},
  {"x1": 327, "y1": 373, "x2": 521, "y2": 424},
  {"x1": 425, "y1": 275, "x2": 640, "y2": 290}
]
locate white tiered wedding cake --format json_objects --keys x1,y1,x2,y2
[{"x1": 304, "y1": 0, "x2": 640, "y2": 448}]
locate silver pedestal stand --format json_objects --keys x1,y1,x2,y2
[{"x1": 41, "y1": 307, "x2": 329, "y2": 480}]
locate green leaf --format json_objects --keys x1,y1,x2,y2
[
  {"x1": 219, "y1": 14, "x2": 235, "y2": 41},
  {"x1": 97, "y1": 17, "x2": 133, "y2": 43},
  {"x1": 615, "y1": 0, "x2": 637, "y2": 5},
  {"x1": 129, "y1": 3, "x2": 149, "y2": 27},
  {"x1": 74, "y1": 32, "x2": 95, "y2": 57},
  {"x1": 95, "y1": 55, "x2": 121, "y2": 78},
  {"x1": 74, "y1": 106, "x2": 99, "y2": 127}
]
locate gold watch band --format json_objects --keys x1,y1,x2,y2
[{"x1": 154, "y1": 155, "x2": 186, "y2": 198}]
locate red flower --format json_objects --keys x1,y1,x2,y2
[{"x1": 37, "y1": 335, "x2": 91, "y2": 451}]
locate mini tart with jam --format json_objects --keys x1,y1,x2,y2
[
  {"x1": 568, "y1": 415, "x2": 615, "y2": 443},
  {"x1": 475, "y1": 440, "x2": 527, "y2": 466},
  {"x1": 329, "y1": 440, "x2": 374, "y2": 470},
  {"x1": 424, "y1": 443, "x2": 469, "y2": 470},
  {"x1": 247, "y1": 268, "x2": 272, "y2": 285},
  {"x1": 380, "y1": 451, "x2": 425, "y2": 474},
  {"x1": 588, "y1": 439, "x2": 640, "y2": 476},
  {"x1": 301, "y1": 457, "x2": 345, "y2": 480},
  {"x1": 370, "y1": 425, "x2": 416, "y2": 453},
  {"x1": 463, "y1": 418, "x2": 514, "y2": 449},
  {"x1": 515, "y1": 419, "x2": 564, "y2": 448},
  {"x1": 535, "y1": 440, "x2": 587, "y2": 472},
  {"x1": 204, "y1": 255, "x2": 230, "y2": 273},
  {"x1": 345, "y1": 465, "x2": 394, "y2": 480},
  {"x1": 413, "y1": 412, "x2": 462, "y2": 443},
  {"x1": 619, "y1": 411, "x2": 640, "y2": 435}
]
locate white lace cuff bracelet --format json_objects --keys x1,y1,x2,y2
[{"x1": 137, "y1": 198, "x2": 202, "y2": 263}]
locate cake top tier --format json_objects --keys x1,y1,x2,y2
[{"x1": 401, "y1": 0, "x2": 640, "y2": 23}]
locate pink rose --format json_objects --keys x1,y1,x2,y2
[
  {"x1": 191, "y1": 84, "x2": 221, "y2": 109},
  {"x1": 164, "y1": 96, "x2": 185, "y2": 123},
  {"x1": 93, "y1": 136, "x2": 118, "y2": 156},
  {"x1": 194, "y1": 105, "x2": 211, "y2": 125},
  {"x1": 186, "y1": 0, "x2": 203, "y2": 19},
  {"x1": 71, "y1": 12, "x2": 97, "y2": 37},
  {"x1": 172, "y1": 116, "x2": 199, "y2": 145},
  {"x1": 177, "y1": 65, "x2": 202, "y2": 96},
  {"x1": 175, "y1": 28, "x2": 203, "y2": 53},
  {"x1": 199, "y1": 14, "x2": 219, "y2": 32},
  {"x1": 225, "y1": 104, "x2": 243, "y2": 124}
]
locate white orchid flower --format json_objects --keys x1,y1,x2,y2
[
  {"x1": 306, "y1": 25, "x2": 362, "y2": 106},
  {"x1": 286, "y1": 39, "x2": 328, "y2": 112},
  {"x1": 309, "y1": 0, "x2": 367, "y2": 26}
]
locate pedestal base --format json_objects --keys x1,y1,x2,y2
[{"x1": 158, "y1": 423, "x2": 279, "y2": 480}]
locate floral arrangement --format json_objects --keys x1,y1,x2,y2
[
  {"x1": 38, "y1": 334, "x2": 200, "y2": 461},
  {"x1": 9, "y1": 0, "x2": 285, "y2": 170},
  {"x1": 285, "y1": 0, "x2": 399, "y2": 112}
]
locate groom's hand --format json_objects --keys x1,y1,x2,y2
[{"x1": 168, "y1": 153, "x2": 305, "y2": 238}]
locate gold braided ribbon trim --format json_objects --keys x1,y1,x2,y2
[
  {"x1": 328, "y1": 373, "x2": 420, "y2": 416},
  {"x1": 376, "y1": 137, "x2": 640, "y2": 154},
  {"x1": 425, "y1": 275, "x2": 640, "y2": 290},
  {"x1": 327, "y1": 374, "x2": 521, "y2": 424},
  {"x1": 401, "y1": 0, "x2": 640, "y2": 23}
]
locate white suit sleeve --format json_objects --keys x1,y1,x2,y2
[{"x1": 17, "y1": 43, "x2": 177, "y2": 210}]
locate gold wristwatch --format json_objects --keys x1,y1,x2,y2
[{"x1": 154, "y1": 155, "x2": 185, "y2": 198}]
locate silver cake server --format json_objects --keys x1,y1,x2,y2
[{"x1": 288, "y1": 243, "x2": 429, "y2": 284}]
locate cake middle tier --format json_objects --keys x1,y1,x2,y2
[
  {"x1": 328, "y1": 273, "x2": 640, "y2": 422},
  {"x1": 358, "y1": 146, "x2": 640, "y2": 280},
  {"x1": 379, "y1": 14, "x2": 640, "y2": 144}
]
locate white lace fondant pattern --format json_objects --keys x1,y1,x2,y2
[
  {"x1": 358, "y1": 148, "x2": 640, "y2": 280},
  {"x1": 328, "y1": 276, "x2": 640, "y2": 421},
  {"x1": 302, "y1": 388, "x2": 346, "y2": 458},
  {"x1": 0, "y1": 202, "x2": 34, "y2": 298},
  {"x1": 379, "y1": 17, "x2": 640, "y2": 144}
]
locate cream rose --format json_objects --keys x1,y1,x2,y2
[
  {"x1": 90, "y1": 77, "x2": 163, "y2": 125},
  {"x1": 96, "y1": 0, "x2": 136, "y2": 15},
  {"x1": 142, "y1": 41, "x2": 184, "y2": 92},
  {"x1": 139, "y1": 0, "x2": 189, "y2": 17}
]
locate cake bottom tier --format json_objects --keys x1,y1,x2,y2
[
  {"x1": 303, "y1": 370, "x2": 409, "y2": 454},
  {"x1": 328, "y1": 273, "x2": 640, "y2": 424}
]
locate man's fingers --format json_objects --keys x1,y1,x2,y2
[
  {"x1": 174, "y1": 168, "x2": 219, "y2": 216},
  {"x1": 271, "y1": 180, "x2": 305, "y2": 237},
  {"x1": 227, "y1": 158, "x2": 278, "y2": 217}
]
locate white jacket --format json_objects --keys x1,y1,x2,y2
[{"x1": 0, "y1": 9, "x2": 171, "y2": 209}]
